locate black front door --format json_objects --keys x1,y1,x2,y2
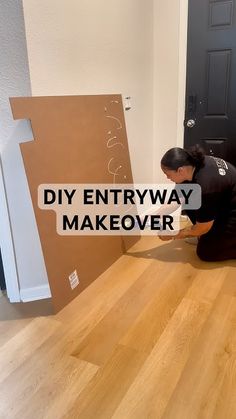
[{"x1": 184, "y1": 0, "x2": 236, "y2": 165}]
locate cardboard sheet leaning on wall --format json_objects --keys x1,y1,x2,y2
[{"x1": 10, "y1": 95, "x2": 139, "y2": 312}]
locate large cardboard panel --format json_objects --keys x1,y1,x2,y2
[{"x1": 10, "y1": 95, "x2": 139, "y2": 312}]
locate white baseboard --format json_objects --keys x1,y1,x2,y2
[{"x1": 20, "y1": 284, "x2": 51, "y2": 302}]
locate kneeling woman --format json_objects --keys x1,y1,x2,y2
[{"x1": 160, "y1": 146, "x2": 236, "y2": 262}]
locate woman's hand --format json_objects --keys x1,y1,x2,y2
[{"x1": 159, "y1": 235, "x2": 175, "y2": 241}]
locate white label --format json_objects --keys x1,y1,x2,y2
[{"x1": 68, "y1": 270, "x2": 79, "y2": 289}]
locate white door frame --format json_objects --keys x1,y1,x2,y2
[{"x1": 177, "y1": 0, "x2": 189, "y2": 148}]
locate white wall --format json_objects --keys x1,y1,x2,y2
[
  {"x1": 22, "y1": 0, "x2": 154, "y2": 183},
  {"x1": 22, "y1": 0, "x2": 188, "y2": 183},
  {"x1": 153, "y1": 0, "x2": 188, "y2": 183},
  {"x1": 0, "y1": 0, "x2": 50, "y2": 300}
]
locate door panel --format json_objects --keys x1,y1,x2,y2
[
  {"x1": 184, "y1": 0, "x2": 236, "y2": 165},
  {"x1": 206, "y1": 49, "x2": 231, "y2": 116}
]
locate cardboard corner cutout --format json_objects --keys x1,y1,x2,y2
[{"x1": 10, "y1": 95, "x2": 139, "y2": 312}]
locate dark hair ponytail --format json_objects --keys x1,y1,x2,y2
[{"x1": 161, "y1": 144, "x2": 205, "y2": 170}]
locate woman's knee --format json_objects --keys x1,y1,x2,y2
[
  {"x1": 196, "y1": 243, "x2": 219, "y2": 262},
  {"x1": 196, "y1": 236, "x2": 236, "y2": 261}
]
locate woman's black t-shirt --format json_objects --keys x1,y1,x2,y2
[{"x1": 190, "y1": 156, "x2": 236, "y2": 230}]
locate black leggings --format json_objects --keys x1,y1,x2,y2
[
  {"x1": 184, "y1": 210, "x2": 236, "y2": 262},
  {"x1": 197, "y1": 231, "x2": 236, "y2": 261}
]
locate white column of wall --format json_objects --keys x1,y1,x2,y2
[
  {"x1": 153, "y1": 0, "x2": 188, "y2": 183},
  {"x1": 0, "y1": 0, "x2": 50, "y2": 301}
]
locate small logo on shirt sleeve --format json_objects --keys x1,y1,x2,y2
[
  {"x1": 212, "y1": 157, "x2": 228, "y2": 176},
  {"x1": 219, "y1": 168, "x2": 226, "y2": 176}
]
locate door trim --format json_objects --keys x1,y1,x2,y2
[{"x1": 177, "y1": 0, "x2": 189, "y2": 147}]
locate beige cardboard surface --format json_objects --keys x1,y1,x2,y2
[{"x1": 10, "y1": 95, "x2": 139, "y2": 312}]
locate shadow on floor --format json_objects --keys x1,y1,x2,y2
[
  {"x1": 0, "y1": 293, "x2": 53, "y2": 321},
  {"x1": 126, "y1": 239, "x2": 236, "y2": 270}
]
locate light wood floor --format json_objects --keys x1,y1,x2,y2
[{"x1": 1, "y1": 236, "x2": 236, "y2": 419}]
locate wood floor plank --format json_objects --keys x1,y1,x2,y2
[
  {"x1": 11, "y1": 357, "x2": 98, "y2": 419},
  {"x1": 0, "y1": 318, "x2": 36, "y2": 347},
  {"x1": 185, "y1": 266, "x2": 228, "y2": 304},
  {"x1": 0, "y1": 324, "x2": 91, "y2": 416},
  {"x1": 210, "y1": 312, "x2": 236, "y2": 419},
  {"x1": 0, "y1": 317, "x2": 60, "y2": 385},
  {"x1": 112, "y1": 297, "x2": 211, "y2": 419},
  {"x1": 0, "y1": 237, "x2": 235, "y2": 418},
  {"x1": 0, "y1": 297, "x2": 53, "y2": 346},
  {"x1": 161, "y1": 294, "x2": 236, "y2": 419},
  {"x1": 56, "y1": 254, "x2": 151, "y2": 330},
  {"x1": 35, "y1": 255, "x2": 153, "y2": 360},
  {"x1": 63, "y1": 344, "x2": 147, "y2": 419},
  {"x1": 120, "y1": 263, "x2": 197, "y2": 353},
  {"x1": 219, "y1": 266, "x2": 236, "y2": 297},
  {"x1": 72, "y1": 260, "x2": 176, "y2": 366},
  {"x1": 56, "y1": 240, "x2": 157, "y2": 322}
]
